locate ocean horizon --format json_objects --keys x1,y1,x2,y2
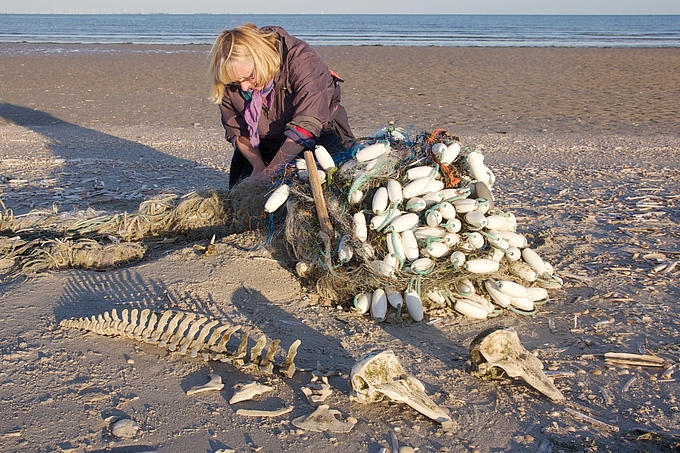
[{"x1": 0, "y1": 14, "x2": 679, "y2": 48}]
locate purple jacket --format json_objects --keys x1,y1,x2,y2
[{"x1": 219, "y1": 26, "x2": 344, "y2": 146}]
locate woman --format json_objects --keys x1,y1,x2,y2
[{"x1": 207, "y1": 24, "x2": 354, "y2": 188}]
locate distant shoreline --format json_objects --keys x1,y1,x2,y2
[{"x1": 1, "y1": 14, "x2": 678, "y2": 47}]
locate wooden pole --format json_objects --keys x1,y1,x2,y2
[{"x1": 303, "y1": 150, "x2": 334, "y2": 239}]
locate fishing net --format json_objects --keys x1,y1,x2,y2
[
  {"x1": 1, "y1": 127, "x2": 562, "y2": 321},
  {"x1": 0, "y1": 190, "x2": 236, "y2": 273},
  {"x1": 258, "y1": 126, "x2": 563, "y2": 318}
]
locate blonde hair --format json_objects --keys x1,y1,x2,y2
[{"x1": 207, "y1": 23, "x2": 281, "y2": 104}]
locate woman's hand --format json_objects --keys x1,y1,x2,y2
[{"x1": 235, "y1": 136, "x2": 266, "y2": 174}]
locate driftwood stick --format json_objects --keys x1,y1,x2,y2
[{"x1": 303, "y1": 150, "x2": 334, "y2": 264}]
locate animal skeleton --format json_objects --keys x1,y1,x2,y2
[{"x1": 59, "y1": 308, "x2": 301, "y2": 378}]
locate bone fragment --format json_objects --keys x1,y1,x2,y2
[
  {"x1": 470, "y1": 326, "x2": 564, "y2": 401},
  {"x1": 186, "y1": 374, "x2": 224, "y2": 396},
  {"x1": 189, "y1": 319, "x2": 220, "y2": 357},
  {"x1": 661, "y1": 363, "x2": 678, "y2": 380},
  {"x1": 178, "y1": 317, "x2": 208, "y2": 354},
  {"x1": 150, "y1": 310, "x2": 174, "y2": 344},
  {"x1": 94, "y1": 314, "x2": 105, "y2": 335},
  {"x1": 260, "y1": 339, "x2": 281, "y2": 374},
  {"x1": 125, "y1": 308, "x2": 139, "y2": 338},
  {"x1": 119, "y1": 309, "x2": 130, "y2": 335},
  {"x1": 168, "y1": 313, "x2": 196, "y2": 351},
  {"x1": 564, "y1": 407, "x2": 619, "y2": 432},
  {"x1": 292, "y1": 405, "x2": 355, "y2": 433},
  {"x1": 302, "y1": 379, "x2": 333, "y2": 406},
  {"x1": 604, "y1": 352, "x2": 668, "y2": 367},
  {"x1": 229, "y1": 381, "x2": 274, "y2": 404},
  {"x1": 110, "y1": 418, "x2": 139, "y2": 438},
  {"x1": 110, "y1": 308, "x2": 121, "y2": 331},
  {"x1": 102, "y1": 311, "x2": 114, "y2": 335},
  {"x1": 232, "y1": 331, "x2": 250, "y2": 363},
  {"x1": 280, "y1": 339, "x2": 302, "y2": 379},
  {"x1": 235, "y1": 406, "x2": 294, "y2": 417},
  {"x1": 140, "y1": 311, "x2": 158, "y2": 342},
  {"x1": 213, "y1": 325, "x2": 242, "y2": 353},
  {"x1": 350, "y1": 350, "x2": 454, "y2": 428},
  {"x1": 249, "y1": 335, "x2": 267, "y2": 364},
  {"x1": 133, "y1": 308, "x2": 151, "y2": 340},
  {"x1": 158, "y1": 311, "x2": 183, "y2": 347}
]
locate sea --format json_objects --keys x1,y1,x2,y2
[{"x1": 0, "y1": 14, "x2": 679, "y2": 49}]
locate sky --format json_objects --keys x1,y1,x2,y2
[{"x1": 1, "y1": 0, "x2": 679, "y2": 15}]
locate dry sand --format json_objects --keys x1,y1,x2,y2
[{"x1": 0, "y1": 43, "x2": 679, "y2": 453}]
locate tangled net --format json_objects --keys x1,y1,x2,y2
[
  {"x1": 263, "y1": 127, "x2": 563, "y2": 319},
  {"x1": 0, "y1": 190, "x2": 242, "y2": 273},
  {"x1": 1, "y1": 127, "x2": 562, "y2": 323}
]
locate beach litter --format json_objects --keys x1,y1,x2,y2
[
  {"x1": 2, "y1": 128, "x2": 563, "y2": 324},
  {"x1": 259, "y1": 127, "x2": 563, "y2": 319},
  {"x1": 110, "y1": 418, "x2": 139, "y2": 439}
]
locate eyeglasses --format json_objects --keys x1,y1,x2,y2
[
  {"x1": 227, "y1": 66, "x2": 256, "y2": 87},
  {"x1": 234, "y1": 67, "x2": 256, "y2": 84}
]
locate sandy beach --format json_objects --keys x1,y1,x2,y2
[{"x1": 1, "y1": 43, "x2": 679, "y2": 453}]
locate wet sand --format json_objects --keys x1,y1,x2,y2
[{"x1": 1, "y1": 44, "x2": 679, "y2": 137}]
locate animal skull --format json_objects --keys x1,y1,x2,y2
[
  {"x1": 469, "y1": 326, "x2": 564, "y2": 401},
  {"x1": 350, "y1": 350, "x2": 454, "y2": 428}
]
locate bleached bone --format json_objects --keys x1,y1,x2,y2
[
  {"x1": 177, "y1": 317, "x2": 207, "y2": 354},
  {"x1": 132, "y1": 308, "x2": 151, "y2": 340},
  {"x1": 259, "y1": 339, "x2": 281, "y2": 374},
  {"x1": 231, "y1": 331, "x2": 250, "y2": 363},
  {"x1": 140, "y1": 311, "x2": 158, "y2": 342},
  {"x1": 604, "y1": 352, "x2": 668, "y2": 367},
  {"x1": 229, "y1": 381, "x2": 274, "y2": 404},
  {"x1": 60, "y1": 309, "x2": 300, "y2": 377},
  {"x1": 302, "y1": 378, "x2": 333, "y2": 406},
  {"x1": 292, "y1": 405, "x2": 356, "y2": 433},
  {"x1": 187, "y1": 374, "x2": 225, "y2": 396},
  {"x1": 158, "y1": 311, "x2": 184, "y2": 347},
  {"x1": 168, "y1": 313, "x2": 197, "y2": 351},
  {"x1": 236, "y1": 406, "x2": 294, "y2": 417},
  {"x1": 248, "y1": 335, "x2": 267, "y2": 366},
  {"x1": 350, "y1": 350, "x2": 454, "y2": 428},
  {"x1": 125, "y1": 308, "x2": 139, "y2": 339},
  {"x1": 470, "y1": 326, "x2": 563, "y2": 401},
  {"x1": 188, "y1": 319, "x2": 220, "y2": 357},
  {"x1": 118, "y1": 309, "x2": 130, "y2": 336},
  {"x1": 212, "y1": 325, "x2": 243, "y2": 357},
  {"x1": 149, "y1": 309, "x2": 174, "y2": 344},
  {"x1": 280, "y1": 339, "x2": 302, "y2": 379}
]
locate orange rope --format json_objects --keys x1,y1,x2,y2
[{"x1": 425, "y1": 129, "x2": 461, "y2": 188}]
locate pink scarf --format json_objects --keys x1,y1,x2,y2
[{"x1": 243, "y1": 80, "x2": 275, "y2": 148}]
